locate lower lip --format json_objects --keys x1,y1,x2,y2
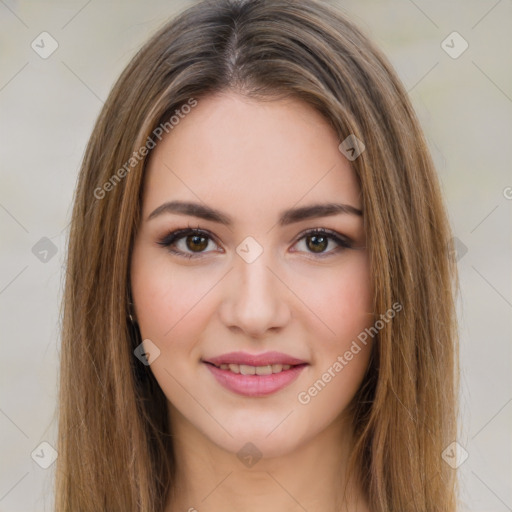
[{"x1": 204, "y1": 363, "x2": 308, "y2": 397}]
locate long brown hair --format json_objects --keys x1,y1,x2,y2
[{"x1": 56, "y1": 0, "x2": 460, "y2": 510}]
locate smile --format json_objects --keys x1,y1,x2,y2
[
  {"x1": 212, "y1": 363, "x2": 292, "y2": 375},
  {"x1": 203, "y1": 361, "x2": 308, "y2": 397}
]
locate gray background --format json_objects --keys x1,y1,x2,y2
[{"x1": 1, "y1": 0, "x2": 511, "y2": 510}]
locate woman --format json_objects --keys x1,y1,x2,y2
[{"x1": 56, "y1": 0, "x2": 460, "y2": 510}]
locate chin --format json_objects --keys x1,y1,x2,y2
[{"x1": 214, "y1": 426, "x2": 305, "y2": 461}]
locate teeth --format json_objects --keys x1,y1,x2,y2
[
  {"x1": 240, "y1": 364, "x2": 256, "y2": 375},
  {"x1": 217, "y1": 363, "x2": 294, "y2": 374},
  {"x1": 228, "y1": 363, "x2": 240, "y2": 374},
  {"x1": 255, "y1": 365, "x2": 273, "y2": 376}
]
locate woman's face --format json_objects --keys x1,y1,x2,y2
[{"x1": 131, "y1": 92, "x2": 374, "y2": 458}]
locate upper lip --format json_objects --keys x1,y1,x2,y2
[{"x1": 204, "y1": 351, "x2": 308, "y2": 367}]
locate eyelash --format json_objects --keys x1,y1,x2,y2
[{"x1": 157, "y1": 226, "x2": 353, "y2": 260}]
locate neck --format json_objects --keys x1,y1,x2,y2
[{"x1": 164, "y1": 405, "x2": 370, "y2": 512}]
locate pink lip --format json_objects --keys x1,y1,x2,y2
[
  {"x1": 204, "y1": 362, "x2": 308, "y2": 397},
  {"x1": 204, "y1": 351, "x2": 308, "y2": 367}
]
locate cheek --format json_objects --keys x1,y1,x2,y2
[
  {"x1": 290, "y1": 252, "x2": 373, "y2": 349},
  {"x1": 130, "y1": 245, "x2": 214, "y2": 346},
  {"x1": 294, "y1": 256, "x2": 374, "y2": 415}
]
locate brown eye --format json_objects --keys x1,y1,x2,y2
[
  {"x1": 305, "y1": 234, "x2": 328, "y2": 253},
  {"x1": 186, "y1": 234, "x2": 209, "y2": 252},
  {"x1": 158, "y1": 228, "x2": 220, "y2": 259},
  {"x1": 292, "y1": 228, "x2": 352, "y2": 257}
]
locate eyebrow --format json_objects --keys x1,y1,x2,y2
[{"x1": 147, "y1": 200, "x2": 362, "y2": 226}]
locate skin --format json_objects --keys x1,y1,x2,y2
[{"x1": 130, "y1": 91, "x2": 374, "y2": 512}]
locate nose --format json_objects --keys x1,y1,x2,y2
[{"x1": 218, "y1": 249, "x2": 291, "y2": 339}]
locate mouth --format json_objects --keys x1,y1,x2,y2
[
  {"x1": 204, "y1": 361, "x2": 307, "y2": 375},
  {"x1": 203, "y1": 350, "x2": 308, "y2": 368},
  {"x1": 202, "y1": 355, "x2": 309, "y2": 397}
]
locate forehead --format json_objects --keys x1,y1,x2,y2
[{"x1": 142, "y1": 92, "x2": 361, "y2": 219}]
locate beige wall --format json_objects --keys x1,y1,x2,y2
[{"x1": 0, "y1": 1, "x2": 510, "y2": 510}]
